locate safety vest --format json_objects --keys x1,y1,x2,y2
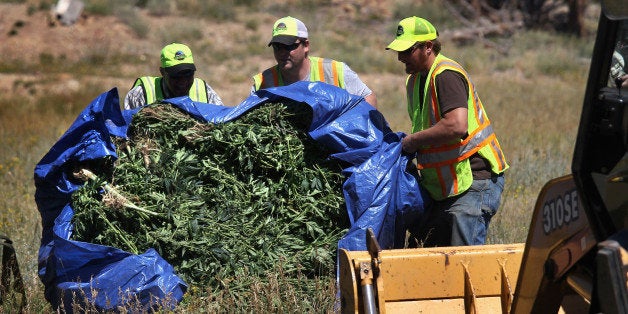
[
  {"x1": 407, "y1": 54, "x2": 509, "y2": 200},
  {"x1": 133, "y1": 76, "x2": 209, "y2": 104},
  {"x1": 252, "y1": 56, "x2": 346, "y2": 90}
]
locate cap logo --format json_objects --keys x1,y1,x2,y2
[
  {"x1": 396, "y1": 25, "x2": 404, "y2": 37},
  {"x1": 174, "y1": 50, "x2": 186, "y2": 60},
  {"x1": 276, "y1": 22, "x2": 287, "y2": 32}
]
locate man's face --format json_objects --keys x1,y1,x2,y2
[
  {"x1": 397, "y1": 42, "x2": 431, "y2": 74},
  {"x1": 272, "y1": 39, "x2": 308, "y2": 72},
  {"x1": 163, "y1": 70, "x2": 194, "y2": 97}
]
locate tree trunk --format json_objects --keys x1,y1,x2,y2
[{"x1": 567, "y1": 0, "x2": 586, "y2": 37}]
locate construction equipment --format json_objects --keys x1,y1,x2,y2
[{"x1": 338, "y1": 1, "x2": 628, "y2": 312}]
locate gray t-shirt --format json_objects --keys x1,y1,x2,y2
[
  {"x1": 124, "y1": 80, "x2": 224, "y2": 110},
  {"x1": 340, "y1": 63, "x2": 373, "y2": 98}
]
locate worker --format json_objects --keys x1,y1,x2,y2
[
  {"x1": 611, "y1": 50, "x2": 628, "y2": 88},
  {"x1": 610, "y1": 21, "x2": 628, "y2": 88},
  {"x1": 386, "y1": 17, "x2": 509, "y2": 247},
  {"x1": 124, "y1": 43, "x2": 224, "y2": 109},
  {"x1": 252, "y1": 16, "x2": 377, "y2": 108}
]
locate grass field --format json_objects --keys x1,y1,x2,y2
[{"x1": 0, "y1": 0, "x2": 598, "y2": 312}]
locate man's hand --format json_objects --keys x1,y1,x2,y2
[
  {"x1": 402, "y1": 134, "x2": 418, "y2": 154},
  {"x1": 621, "y1": 74, "x2": 628, "y2": 88}
]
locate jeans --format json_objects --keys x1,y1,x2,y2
[{"x1": 412, "y1": 174, "x2": 505, "y2": 247}]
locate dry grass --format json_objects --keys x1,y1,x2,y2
[{"x1": 0, "y1": 0, "x2": 599, "y2": 311}]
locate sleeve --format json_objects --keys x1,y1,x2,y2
[
  {"x1": 435, "y1": 70, "x2": 469, "y2": 114},
  {"x1": 124, "y1": 85, "x2": 146, "y2": 110},
  {"x1": 341, "y1": 63, "x2": 373, "y2": 98},
  {"x1": 204, "y1": 83, "x2": 225, "y2": 106}
]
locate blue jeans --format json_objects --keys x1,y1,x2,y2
[{"x1": 412, "y1": 175, "x2": 505, "y2": 247}]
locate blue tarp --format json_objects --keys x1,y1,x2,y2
[{"x1": 34, "y1": 81, "x2": 427, "y2": 310}]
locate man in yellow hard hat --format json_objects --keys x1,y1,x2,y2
[
  {"x1": 387, "y1": 17, "x2": 508, "y2": 247},
  {"x1": 124, "y1": 43, "x2": 224, "y2": 109},
  {"x1": 252, "y1": 16, "x2": 377, "y2": 108}
]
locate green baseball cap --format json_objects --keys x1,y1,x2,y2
[
  {"x1": 268, "y1": 16, "x2": 309, "y2": 46},
  {"x1": 160, "y1": 43, "x2": 196, "y2": 76},
  {"x1": 386, "y1": 17, "x2": 438, "y2": 51}
]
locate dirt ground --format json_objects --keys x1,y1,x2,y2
[
  {"x1": 0, "y1": 2, "x2": 264, "y2": 106},
  {"x1": 0, "y1": 2, "x2": 402, "y2": 108},
  {"x1": 0, "y1": 4, "x2": 137, "y2": 105}
]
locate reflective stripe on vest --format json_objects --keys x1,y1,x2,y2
[
  {"x1": 408, "y1": 54, "x2": 508, "y2": 200},
  {"x1": 253, "y1": 67, "x2": 282, "y2": 90},
  {"x1": 417, "y1": 124, "x2": 496, "y2": 167},
  {"x1": 309, "y1": 57, "x2": 345, "y2": 88},
  {"x1": 135, "y1": 77, "x2": 159, "y2": 104},
  {"x1": 252, "y1": 56, "x2": 345, "y2": 90},
  {"x1": 133, "y1": 76, "x2": 209, "y2": 104},
  {"x1": 189, "y1": 78, "x2": 209, "y2": 102}
]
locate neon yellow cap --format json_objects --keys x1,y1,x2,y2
[
  {"x1": 386, "y1": 17, "x2": 438, "y2": 51},
  {"x1": 268, "y1": 16, "x2": 309, "y2": 46},
  {"x1": 160, "y1": 43, "x2": 196, "y2": 75}
]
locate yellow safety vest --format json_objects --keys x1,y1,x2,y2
[
  {"x1": 133, "y1": 76, "x2": 209, "y2": 104},
  {"x1": 407, "y1": 54, "x2": 509, "y2": 200},
  {"x1": 252, "y1": 56, "x2": 346, "y2": 90}
]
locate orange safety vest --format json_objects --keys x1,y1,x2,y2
[
  {"x1": 252, "y1": 56, "x2": 346, "y2": 90},
  {"x1": 407, "y1": 54, "x2": 508, "y2": 200}
]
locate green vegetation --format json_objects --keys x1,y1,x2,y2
[
  {"x1": 71, "y1": 102, "x2": 348, "y2": 291},
  {"x1": 0, "y1": 1, "x2": 597, "y2": 312}
]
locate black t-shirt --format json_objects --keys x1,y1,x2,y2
[{"x1": 422, "y1": 70, "x2": 493, "y2": 179}]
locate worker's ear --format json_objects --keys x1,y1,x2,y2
[{"x1": 425, "y1": 41, "x2": 433, "y2": 53}]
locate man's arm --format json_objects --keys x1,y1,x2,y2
[
  {"x1": 402, "y1": 69, "x2": 470, "y2": 153},
  {"x1": 204, "y1": 83, "x2": 225, "y2": 106},
  {"x1": 365, "y1": 92, "x2": 378, "y2": 108},
  {"x1": 401, "y1": 107, "x2": 468, "y2": 154},
  {"x1": 342, "y1": 63, "x2": 377, "y2": 108},
  {"x1": 124, "y1": 86, "x2": 146, "y2": 110}
]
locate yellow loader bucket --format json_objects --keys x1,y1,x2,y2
[{"x1": 338, "y1": 243, "x2": 524, "y2": 313}]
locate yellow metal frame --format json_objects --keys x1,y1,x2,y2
[
  {"x1": 511, "y1": 175, "x2": 595, "y2": 313},
  {"x1": 339, "y1": 243, "x2": 524, "y2": 313}
]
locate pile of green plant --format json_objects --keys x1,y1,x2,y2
[{"x1": 70, "y1": 101, "x2": 350, "y2": 294}]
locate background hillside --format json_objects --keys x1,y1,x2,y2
[
  {"x1": 0, "y1": 0, "x2": 601, "y2": 311},
  {"x1": 1, "y1": 0, "x2": 599, "y2": 129},
  {"x1": 1, "y1": 0, "x2": 408, "y2": 116}
]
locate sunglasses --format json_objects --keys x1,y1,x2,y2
[
  {"x1": 401, "y1": 42, "x2": 426, "y2": 54},
  {"x1": 272, "y1": 41, "x2": 303, "y2": 52}
]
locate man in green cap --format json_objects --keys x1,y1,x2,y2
[
  {"x1": 124, "y1": 42, "x2": 224, "y2": 109},
  {"x1": 252, "y1": 16, "x2": 377, "y2": 108},
  {"x1": 387, "y1": 17, "x2": 508, "y2": 248}
]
